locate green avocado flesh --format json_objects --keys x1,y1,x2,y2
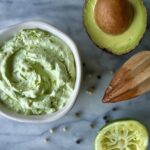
[
  {"x1": 83, "y1": 0, "x2": 147, "y2": 55},
  {"x1": 95, "y1": 120, "x2": 149, "y2": 150},
  {"x1": 0, "y1": 29, "x2": 76, "y2": 115}
]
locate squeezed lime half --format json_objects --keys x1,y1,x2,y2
[{"x1": 95, "y1": 120, "x2": 149, "y2": 150}]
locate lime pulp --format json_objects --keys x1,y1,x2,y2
[{"x1": 95, "y1": 120, "x2": 149, "y2": 150}]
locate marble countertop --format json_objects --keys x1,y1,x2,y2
[{"x1": 0, "y1": 0, "x2": 150, "y2": 150}]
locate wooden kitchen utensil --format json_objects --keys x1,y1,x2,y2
[{"x1": 103, "y1": 51, "x2": 150, "y2": 103}]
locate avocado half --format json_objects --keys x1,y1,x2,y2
[{"x1": 83, "y1": 0, "x2": 147, "y2": 55}]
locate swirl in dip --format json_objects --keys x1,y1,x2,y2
[{"x1": 0, "y1": 29, "x2": 76, "y2": 115}]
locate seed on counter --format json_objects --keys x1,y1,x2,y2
[
  {"x1": 86, "y1": 86, "x2": 95, "y2": 95},
  {"x1": 103, "y1": 115, "x2": 111, "y2": 124},
  {"x1": 75, "y1": 112, "x2": 81, "y2": 118},
  {"x1": 82, "y1": 62, "x2": 86, "y2": 67},
  {"x1": 105, "y1": 120, "x2": 110, "y2": 124},
  {"x1": 90, "y1": 123, "x2": 96, "y2": 128},
  {"x1": 62, "y1": 127, "x2": 68, "y2": 132},
  {"x1": 97, "y1": 75, "x2": 101, "y2": 79},
  {"x1": 43, "y1": 138, "x2": 49, "y2": 144},
  {"x1": 103, "y1": 115, "x2": 108, "y2": 120},
  {"x1": 49, "y1": 128, "x2": 55, "y2": 134},
  {"x1": 112, "y1": 107, "x2": 118, "y2": 111},
  {"x1": 75, "y1": 138, "x2": 83, "y2": 144}
]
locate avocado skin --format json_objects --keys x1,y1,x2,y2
[{"x1": 83, "y1": 0, "x2": 147, "y2": 55}]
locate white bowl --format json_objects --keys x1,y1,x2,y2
[{"x1": 0, "y1": 21, "x2": 82, "y2": 123}]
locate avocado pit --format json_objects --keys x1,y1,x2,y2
[{"x1": 94, "y1": 0, "x2": 134, "y2": 35}]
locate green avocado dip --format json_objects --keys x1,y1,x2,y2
[{"x1": 0, "y1": 29, "x2": 76, "y2": 115}]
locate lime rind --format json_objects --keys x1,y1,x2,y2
[{"x1": 95, "y1": 120, "x2": 149, "y2": 150}]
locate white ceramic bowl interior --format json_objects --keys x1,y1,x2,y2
[{"x1": 0, "y1": 21, "x2": 82, "y2": 123}]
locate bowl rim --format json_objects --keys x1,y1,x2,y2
[{"x1": 0, "y1": 20, "x2": 82, "y2": 123}]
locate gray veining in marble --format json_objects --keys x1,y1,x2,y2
[{"x1": 0, "y1": 0, "x2": 150, "y2": 150}]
